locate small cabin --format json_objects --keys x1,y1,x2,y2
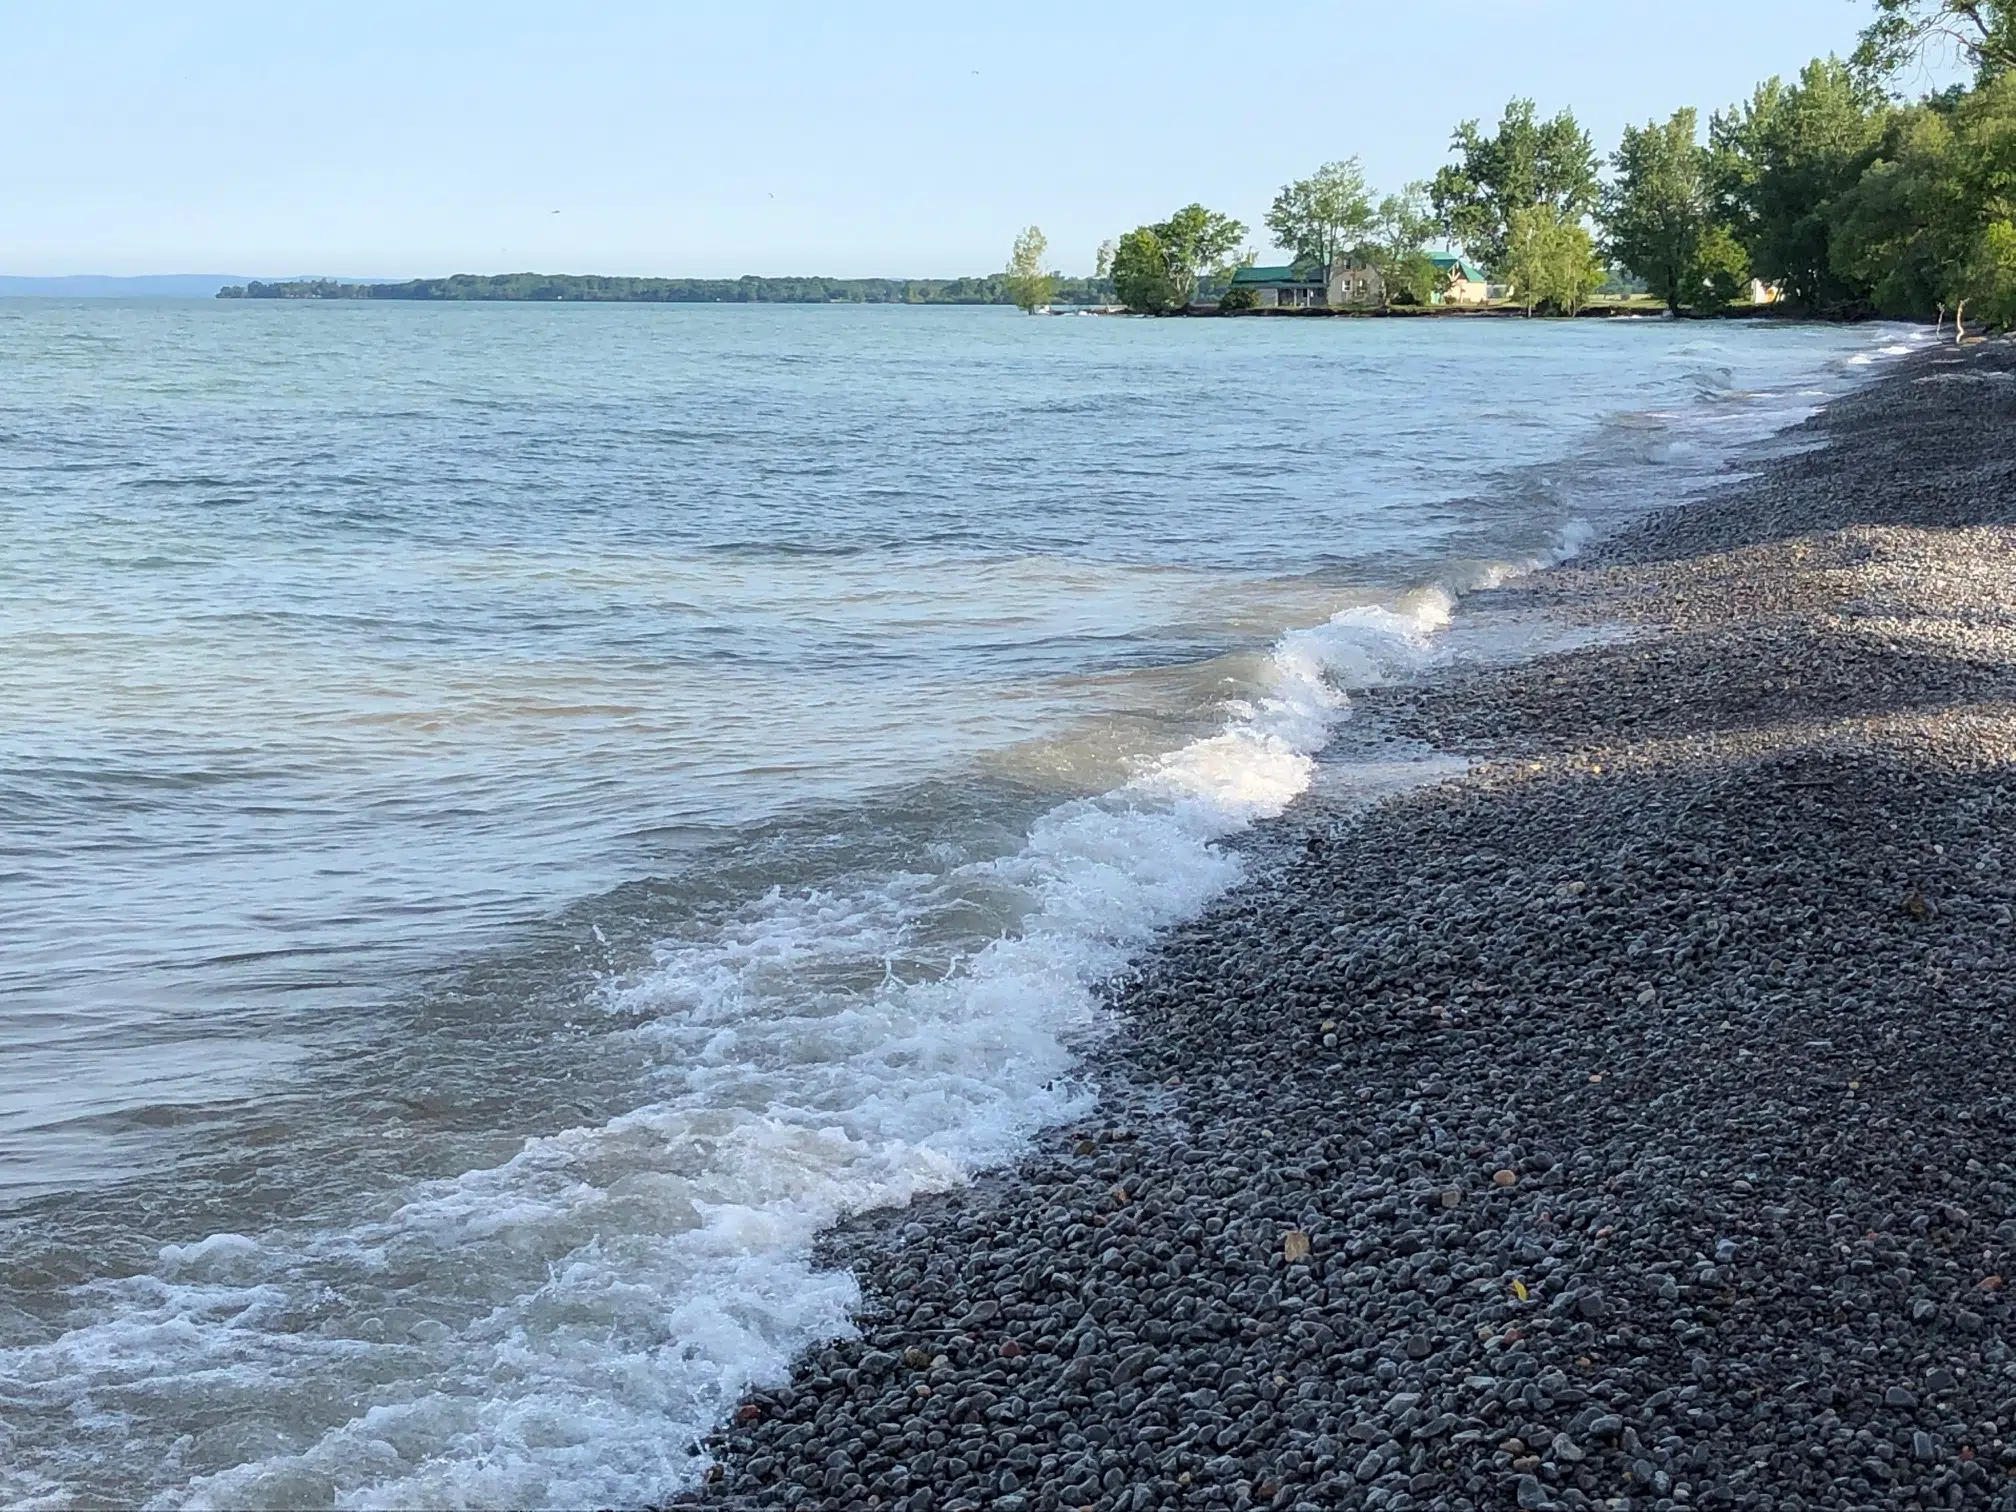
[{"x1": 1227, "y1": 256, "x2": 1385, "y2": 310}]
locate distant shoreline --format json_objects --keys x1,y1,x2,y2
[
  {"x1": 215, "y1": 273, "x2": 1115, "y2": 306},
  {"x1": 215, "y1": 275, "x2": 1835, "y2": 322}
]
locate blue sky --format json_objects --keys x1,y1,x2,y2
[{"x1": 0, "y1": 1, "x2": 1960, "y2": 278}]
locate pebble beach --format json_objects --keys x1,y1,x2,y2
[{"x1": 678, "y1": 335, "x2": 2016, "y2": 1512}]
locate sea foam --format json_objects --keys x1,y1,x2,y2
[
  {"x1": 3, "y1": 576, "x2": 1480, "y2": 1512},
  {"x1": 1, "y1": 323, "x2": 1934, "y2": 1511}
]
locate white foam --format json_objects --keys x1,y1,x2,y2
[
  {"x1": 0, "y1": 315, "x2": 1937, "y2": 1512},
  {"x1": 3, "y1": 569, "x2": 1494, "y2": 1512},
  {"x1": 12, "y1": 325, "x2": 1922, "y2": 1508},
  {"x1": 1848, "y1": 330, "x2": 1936, "y2": 368}
]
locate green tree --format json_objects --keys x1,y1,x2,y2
[
  {"x1": 1855, "y1": 1, "x2": 2016, "y2": 81},
  {"x1": 1604, "y1": 108, "x2": 1724, "y2": 312},
  {"x1": 1692, "y1": 223, "x2": 1754, "y2": 312},
  {"x1": 1832, "y1": 73, "x2": 2016, "y2": 332},
  {"x1": 1955, "y1": 216, "x2": 2016, "y2": 328},
  {"x1": 1111, "y1": 227, "x2": 1178, "y2": 313},
  {"x1": 1503, "y1": 206, "x2": 1605, "y2": 315},
  {"x1": 1003, "y1": 226, "x2": 1056, "y2": 313},
  {"x1": 1266, "y1": 160, "x2": 1376, "y2": 271},
  {"x1": 1431, "y1": 99, "x2": 1601, "y2": 272},
  {"x1": 1709, "y1": 59, "x2": 1891, "y2": 313},
  {"x1": 1830, "y1": 102, "x2": 1969, "y2": 316},
  {"x1": 1155, "y1": 203, "x2": 1248, "y2": 304},
  {"x1": 1367, "y1": 184, "x2": 1440, "y2": 305},
  {"x1": 1108, "y1": 206, "x2": 1246, "y2": 312},
  {"x1": 1948, "y1": 75, "x2": 2016, "y2": 328}
]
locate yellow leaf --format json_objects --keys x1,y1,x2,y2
[{"x1": 1511, "y1": 1279, "x2": 1529, "y2": 1301}]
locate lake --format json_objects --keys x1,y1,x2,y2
[{"x1": 0, "y1": 300, "x2": 1916, "y2": 1508}]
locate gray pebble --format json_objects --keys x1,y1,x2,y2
[{"x1": 678, "y1": 344, "x2": 2016, "y2": 1512}]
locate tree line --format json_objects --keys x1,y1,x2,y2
[
  {"x1": 218, "y1": 273, "x2": 1119, "y2": 305},
  {"x1": 1032, "y1": 0, "x2": 2016, "y2": 326}
]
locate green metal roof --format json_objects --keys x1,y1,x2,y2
[
  {"x1": 1229, "y1": 264, "x2": 1319, "y2": 288},
  {"x1": 1233, "y1": 256, "x2": 1487, "y2": 287},
  {"x1": 1428, "y1": 253, "x2": 1489, "y2": 281}
]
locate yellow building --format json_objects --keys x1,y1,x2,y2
[{"x1": 1429, "y1": 254, "x2": 1491, "y2": 305}]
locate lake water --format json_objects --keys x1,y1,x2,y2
[{"x1": 0, "y1": 300, "x2": 1918, "y2": 1509}]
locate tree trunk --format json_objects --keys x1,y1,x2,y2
[
  {"x1": 1934, "y1": 302, "x2": 1945, "y2": 336},
  {"x1": 1955, "y1": 298, "x2": 1968, "y2": 345}
]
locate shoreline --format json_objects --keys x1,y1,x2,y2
[{"x1": 675, "y1": 341, "x2": 2016, "y2": 1512}]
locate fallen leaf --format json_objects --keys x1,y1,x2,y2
[
  {"x1": 1978, "y1": 1275, "x2": 2005, "y2": 1291},
  {"x1": 1511, "y1": 1279, "x2": 1529, "y2": 1301},
  {"x1": 1283, "y1": 1229, "x2": 1312, "y2": 1264}
]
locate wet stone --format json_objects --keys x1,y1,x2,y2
[{"x1": 676, "y1": 342, "x2": 2016, "y2": 1512}]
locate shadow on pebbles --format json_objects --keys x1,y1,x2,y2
[{"x1": 673, "y1": 340, "x2": 2016, "y2": 1512}]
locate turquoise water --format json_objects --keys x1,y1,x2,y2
[{"x1": 0, "y1": 301, "x2": 1915, "y2": 1508}]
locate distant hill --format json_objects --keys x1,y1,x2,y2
[{"x1": 217, "y1": 272, "x2": 1117, "y2": 305}]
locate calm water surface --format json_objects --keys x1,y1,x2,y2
[{"x1": 0, "y1": 301, "x2": 1916, "y2": 1508}]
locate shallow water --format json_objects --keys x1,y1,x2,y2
[{"x1": 0, "y1": 301, "x2": 1919, "y2": 1508}]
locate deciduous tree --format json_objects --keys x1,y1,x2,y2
[
  {"x1": 1709, "y1": 59, "x2": 1891, "y2": 313},
  {"x1": 1003, "y1": 226, "x2": 1056, "y2": 313},
  {"x1": 1832, "y1": 73, "x2": 2016, "y2": 332},
  {"x1": 1154, "y1": 204, "x2": 1248, "y2": 305},
  {"x1": 1604, "y1": 109, "x2": 1722, "y2": 312},
  {"x1": 1503, "y1": 206, "x2": 1605, "y2": 315},
  {"x1": 1266, "y1": 160, "x2": 1376, "y2": 271},
  {"x1": 1830, "y1": 104, "x2": 1969, "y2": 315},
  {"x1": 1111, "y1": 228, "x2": 1178, "y2": 313},
  {"x1": 1692, "y1": 223, "x2": 1754, "y2": 311},
  {"x1": 1431, "y1": 99, "x2": 1600, "y2": 272},
  {"x1": 1855, "y1": 0, "x2": 2016, "y2": 81},
  {"x1": 1368, "y1": 184, "x2": 1441, "y2": 305}
]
